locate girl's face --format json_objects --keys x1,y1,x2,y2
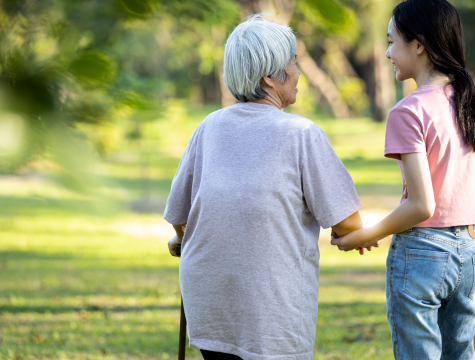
[{"x1": 386, "y1": 17, "x2": 421, "y2": 82}]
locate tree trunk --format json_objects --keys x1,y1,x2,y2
[
  {"x1": 323, "y1": 39, "x2": 358, "y2": 82},
  {"x1": 370, "y1": 0, "x2": 397, "y2": 122},
  {"x1": 296, "y1": 40, "x2": 350, "y2": 118},
  {"x1": 237, "y1": 0, "x2": 294, "y2": 25},
  {"x1": 373, "y1": 43, "x2": 396, "y2": 122},
  {"x1": 236, "y1": 0, "x2": 349, "y2": 117}
]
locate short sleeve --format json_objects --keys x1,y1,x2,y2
[
  {"x1": 302, "y1": 132, "x2": 361, "y2": 229},
  {"x1": 385, "y1": 106, "x2": 425, "y2": 160},
  {"x1": 163, "y1": 128, "x2": 200, "y2": 225}
]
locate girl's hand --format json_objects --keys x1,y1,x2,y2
[
  {"x1": 331, "y1": 229, "x2": 372, "y2": 255},
  {"x1": 359, "y1": 237, "x2": 385, "y2": 249},
  {"x1": 331, "y1": 228, "x2": 372, "y2": 252},
  {"x1": 355, "y1": 246, "x2": 373, "y2": 255}
]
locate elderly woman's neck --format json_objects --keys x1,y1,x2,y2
[{"x1": 250, "y1": 95, "x2": 284, "y2": 110}]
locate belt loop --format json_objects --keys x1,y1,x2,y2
[
  {"x1": 469, "y1": 225, "x2": 475, "y2": 239},
  {"x1": 456, "y1": 227, "x2": 460, "y2": 238}
]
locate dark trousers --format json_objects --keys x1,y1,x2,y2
[{"x1": 200, "y1": 349, "x2": 243, "y2": 359}]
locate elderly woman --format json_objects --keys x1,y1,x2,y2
[{"x1": 165, "y1": 15, "x2": 363, "y2": 360}]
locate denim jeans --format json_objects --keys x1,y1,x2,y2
[{"x1": 386, "y1": 226, "x2": 475, "y2": 359}]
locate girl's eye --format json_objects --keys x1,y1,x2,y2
[{"x1": 388, "y1": 41, "x2": 393, "y2": 46}]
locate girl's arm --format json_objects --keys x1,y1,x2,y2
[{"x1": 331, "y1": 153, "x2": 435, "y2": 251}]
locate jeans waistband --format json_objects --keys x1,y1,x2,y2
[
  {"x1": 427, "y1": 226, "x2": 473, "y2": 231},
  {"x1": 409, "y1": 226, "x2": 473, "y2": 234}
]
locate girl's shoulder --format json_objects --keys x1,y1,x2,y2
[{"x1": 389, "y1": 85, "x2": 453, "y2": 120}]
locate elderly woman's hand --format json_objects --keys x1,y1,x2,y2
[
  {"x1": 168, "y1": 235, "x2": 181, "y2": 257},
  {"x1": 168, "y1": 223, "x2": 187, "y2": 257},
  {"x1": 331, "y1": 228, "x2": 366, "y2": 252},
  {"x1": 331, "y1": 228, "x2": 385, "y2": 252},
  {"x1": 331, "y1": 229, "x2": 373, "y2": 255}
]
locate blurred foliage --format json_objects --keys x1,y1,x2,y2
[
  {"x1": 295, "y1": 0, "x2": 359, "y2": 44},
  {"x1": 286, "y1": 74, "x2": 317, "y2": 117},
  {"x1": 339, "y1": 77, "x2": 369, "y2": 117},
  {"x1": 1, "y1": 0, "x2": 475, "y2": 187},
  {"x1": 0, "y1": 0, "x2": 239, "y2": 174}
]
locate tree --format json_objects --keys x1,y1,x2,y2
[{"x1": 0, "y1": 0, "x2": 239, "y2": 187}]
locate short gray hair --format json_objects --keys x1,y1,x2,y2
[{"x1": 223, "y1": 14, "x2": 297, "y2": 103}]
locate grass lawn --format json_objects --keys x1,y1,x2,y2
[{"x1": 0, "y1": 105, "x2": 401, "y2": 359}]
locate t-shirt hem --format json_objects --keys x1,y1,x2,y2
[
  {"x1": 321, "y1": 198, "x2": 362, "y2": 229},
  {"x1": 384, "y1": 147, "x2": 425, "y2": 160},
  {"x1": 163, "y1": 213, "x2": 188, "y2": 225},
  {"x1": 189, "y1": 338, "x2": 314, "y2": 360}
]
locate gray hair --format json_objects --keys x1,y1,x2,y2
[{"x1": 223, "y1": 14, "x2": 297, "y2": 103}]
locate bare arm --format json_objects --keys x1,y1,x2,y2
[
  {"x1": 331, "y1": 153, "x2": 435, "y2": 251},
  {"x1": 332, "y1": 211, "x2": 363, "y2": 237},
  {"x1": 332, "y1": 211, "x2": 368, "y2": 254},
  {"x1": 173, "y1": 223, "x2": 187, "y2": 242}
]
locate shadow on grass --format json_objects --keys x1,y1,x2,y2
[
  {"x1": 342, "y1": 157, "x2": 397, "y2": 168},
  {"x1": 0, "y1": 250, "x2": 75, "y2": 261},
  {"x1": 95, "y1": 175, "x2": 172, "y2": 196},
  {"x1": 0, "y1": 303, "x2": 180, "y2": 314},
  {"x1": 318, "y1": 301, "x2": 387, "y2": 315},
  {"x1": 0, "y1": 196, "x2": 104, "y2": 216},
  {"x1": 320, "y1": 265, "x2": 386, "y2": 275},
  {"x1": 320, "y1": 276, "x2": 386, "y2": 290},
  {"x1": 0, "y1": 251, "x2": 176, "y2": 268}
]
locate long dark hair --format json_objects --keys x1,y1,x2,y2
[{"x1": 393, "y1": 0, "x2": 475, "y2": 150}]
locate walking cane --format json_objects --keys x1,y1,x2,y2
[{"x1": 176, "y1": 243, "x2": 186, "y2": 360}]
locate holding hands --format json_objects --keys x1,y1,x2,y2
[
  {"x1": 331, "y1": 228, "x2": 385, "y2": 254},
  {"x1": 330, "y1": 211, "x2": 385, "y2": 255}
]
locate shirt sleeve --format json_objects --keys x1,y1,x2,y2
[
  {"x1": 385, "y1": 106, "x2": 426, "y2": 160},
  {"x1": 163, "y1": 128, "x2": 200, "y2": 225},
  {"x1": 301, "y1": 132, "x2": 362, "y2": 229}
]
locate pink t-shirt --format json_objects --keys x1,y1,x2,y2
[{"x1": 385, "y1": 85, "x2": 475, "y2": 227}]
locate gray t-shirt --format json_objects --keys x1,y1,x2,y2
[{"x1": 164, "y1": 102, "x2": 361, "y2": 360}]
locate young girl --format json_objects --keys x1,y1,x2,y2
[{"x1": 332, "y1": 0, "x2": 475, "y2": 358}]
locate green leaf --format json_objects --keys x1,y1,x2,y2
[
  {"x1": 304, "y1": 0, "x2": 349, "y2": 25},
  {"x1": 114, "y1": 0, "x2": 153, "y2": 18},
  {"x1": 69, "y1": 53, "x2": 116, "y2": 87}
]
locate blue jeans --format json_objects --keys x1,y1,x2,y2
[{"x1": 386, "y1": 226, "x2": 475, "y2": 360}]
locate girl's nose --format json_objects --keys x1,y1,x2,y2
[{"x1": 386, "y1": 49, "x2": 391, "y2": 59}]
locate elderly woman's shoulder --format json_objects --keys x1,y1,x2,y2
[
  {"x1": 199, "y1": 105, "x2": 326, "y2": 138},
  {"x1": 279, "y1": 111, "x2": 326, "y2": 136}
]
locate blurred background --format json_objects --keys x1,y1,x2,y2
[{"x1": 1, "y1": 0, "x2": 474, "y2": 359}]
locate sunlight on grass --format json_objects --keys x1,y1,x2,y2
[{"x1": 1, "y1": 215, "x2": 392, "y2": 359}]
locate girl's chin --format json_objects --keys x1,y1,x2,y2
[
  {"x1": 396, "y1": 74, "x2": 408, "y2": 82},
  {"x1": 395, "y1": 71, "x2": 405, "y2": 82}
]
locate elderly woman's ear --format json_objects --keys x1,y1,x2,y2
[{"x1": 260, "y1": 75, "x2": 275, "y2": 90}]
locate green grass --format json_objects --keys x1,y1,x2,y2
[
  {"x1": 0, "y1": 106, "x2": 399, "y2": 360},
  {"x1": 0, "y1": 213, "x2": 392, "y2": 360}
]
